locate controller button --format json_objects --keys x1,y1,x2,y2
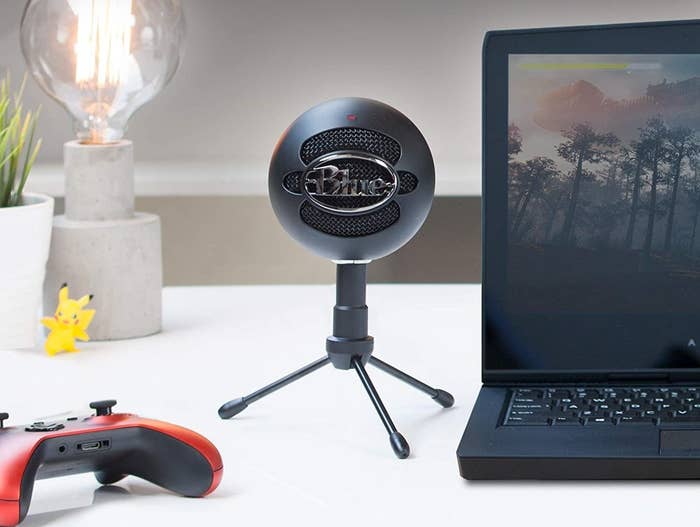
[
  {"x1": 89, "y1": 400, "x2": 117, "y2": 416},
  {"x1": 67, "y1": 417, "x2": 78, "y2": 421},
  {"x1": 25, "y1": 422, "x2": 65, "y2": 432}
]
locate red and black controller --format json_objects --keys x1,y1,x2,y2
[{"x1": 0, "y1": 400, "x2": 223, "y2": 526}]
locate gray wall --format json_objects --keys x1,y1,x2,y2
[
  {"x1": 53, "y1": 196, "x2": 482, "y2": 284},
  {"x1": 3, "y1": 0, "x2": 700, "y2": 166},
  {"x1": 3, "y1": 1, "x2": 700, "y2": 284}
]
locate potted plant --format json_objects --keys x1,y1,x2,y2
[{"x1": 0, "y1": 74, "x2": 50, "y2": 350}]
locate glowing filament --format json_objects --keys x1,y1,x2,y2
[{"x1": 72, "y1": 0, "x2": 134, "y2": 90}]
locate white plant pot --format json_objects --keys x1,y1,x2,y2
[{"x1": 0, "y1": 193, "x2": 54, "y2": 350}]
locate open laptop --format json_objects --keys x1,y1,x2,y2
[{"x1": 458, "y1": 19, "x2": 700, "y2": 479}]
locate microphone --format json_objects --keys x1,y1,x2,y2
[
  {"x1": 219, "y1": 98, "x2": 453, "y2": 459},
  {"x1": 269, "y1": 97, "x2": 434, "y2": 261}
]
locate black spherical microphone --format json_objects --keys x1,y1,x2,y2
[
  {"x1": 269, "y1": 97, "x2": 435, "y2": 262},
  {"x1": 218, "y1": 98, "x2": 453, "y2": 460}
]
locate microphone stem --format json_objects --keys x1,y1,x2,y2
[{"x1": 336, "y1": 263, "x2": 367, "y2": 307}]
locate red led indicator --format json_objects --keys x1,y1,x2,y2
[{"x1": 346, "y1": 114, "x2": 358, "y2": 122}]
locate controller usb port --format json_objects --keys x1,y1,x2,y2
[{"x1": 77, "y1": 441, "x2": 103, "y2": 452}]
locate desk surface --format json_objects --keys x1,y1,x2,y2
[{"x1": 2, "y1": 285, "x2": 695, "y2": 527}]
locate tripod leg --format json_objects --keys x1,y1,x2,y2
[
  {"x1": 352, "y1": 356, "x2": 410, "y2": 459},
  {"x1": 218, "y1": 356, "x2": 331, "y2": 419},
  {"x1": 368, "y1": 356, "x2": 454, "y2": 408}
]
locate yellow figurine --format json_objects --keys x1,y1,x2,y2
[{"x1": 41, "y1": 283, "x2": 95, "y2": 356}]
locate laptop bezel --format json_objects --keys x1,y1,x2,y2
[{"x1": 482, "y1": 19, "x2": 700, "y2": 385}]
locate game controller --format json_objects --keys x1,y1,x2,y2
[{"x1": 0, "y1": 400, "x2": 223, "y2": 526}]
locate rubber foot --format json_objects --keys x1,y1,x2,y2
[
  {"x1": 432, "y1": 389, "x2": 455, "y2": 408},
  {"x1": 389, "y1": 431, "x2": 410, "y2": 459},
  {"x1": 218, "y1": 397, "x2": 248, "y2": 419},
  {"x1": 95, "y1": 471, "x2": 126, "y2": 485}
]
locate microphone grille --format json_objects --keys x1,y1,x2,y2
[
  {"x1": 397, "y1": 171, "x2": 418, "y2": 194},
  {"x1": 300, "y1": 201, "x2": 400, "y2": 237},
  {"x1": 300, "y1": 128, "x2": 401, "y2": 165},
  {"x1": 283, "y1": 171, "x2": 303, "y2": 194}
]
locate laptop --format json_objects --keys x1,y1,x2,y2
[{"x1": 458, "y1": 19, "x2": 700, "y2": 479}]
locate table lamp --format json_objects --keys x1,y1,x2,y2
[{"x1": 21, "y1": 0, "x2": 185, "y2": 340}]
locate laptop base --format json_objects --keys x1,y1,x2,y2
[
  {"x1": 460, "y1": 457, "x2": 700, "y2": 480},
  {"x1": 458, "y1": 386, "x2": 700, "y2": 480}
]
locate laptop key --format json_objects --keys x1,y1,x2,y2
[
  {"x1": 660, "y1": 412, "x2": 700, "y2": 424},
  {"x1": 515, "y1": 389, "x2": 543, "y2": 398},
  {"x1": 546, "y1": 389, "x2": 571, "y2": 399},
  {"x1": 552, "y1": 416, "x2": 582, "y2": 425},
  {"x1": 506, "y1": 417, "x2": 550, "y2": 426},
  {"x1": 510, "y1": 412, "x2": 552, "y2": 420},
  {"x1": 619, "y1": 416, "x2": 657, "y2": 424},
  {"x1": 511, "y1": 403, "x2": 549, "y2": 410},
  {"x1": 562, "y1": 404, "x2": 581, "y2": 412},
  {"x1": 513, "y1": 397, "x2": 538, "y2": 403},
  {"x1": 583, "y1": 417, "x2": 614, "y2": 425}
]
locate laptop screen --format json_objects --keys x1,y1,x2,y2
[{"x1": 491, "y1": 54, "x2": 700, "y2": 372}]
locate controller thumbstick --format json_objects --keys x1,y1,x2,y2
[
  {"x1": 0, "y1": 413, "x2": 8, "y2": 428},
  {"x1": 90, "y1": 400, "x2": 117, "y2": 416}
]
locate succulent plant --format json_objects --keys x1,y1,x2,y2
[{"x1": 0, "y1": 73, "x2": 41, "y2": 208}]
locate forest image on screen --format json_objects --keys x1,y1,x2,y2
[{"x1": 508, "y1": 55, "x2": 700, "y2": 314}]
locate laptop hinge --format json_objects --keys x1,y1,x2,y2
[{"x1": 607, "y1": 373, "x2": 670, "y2": 382}]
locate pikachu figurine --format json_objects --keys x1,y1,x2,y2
[{"x1": 41, "y1": 284, "x2": 96, "y2": 356}]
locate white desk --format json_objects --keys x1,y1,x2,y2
[{"x1": 3, "y1": 285, "x2": 695, "y2": 527}]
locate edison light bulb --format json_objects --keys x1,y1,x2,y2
[{"x1": 21, "y1": 0, "x2": 185, "y2": 144}]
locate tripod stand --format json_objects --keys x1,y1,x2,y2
[{"x1": 218, "y1": 263, "x2": 454, "y2": 459}]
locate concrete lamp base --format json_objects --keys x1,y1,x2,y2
[{"x1": 43, "y1": 140, "x2": 162, "y2": 341}]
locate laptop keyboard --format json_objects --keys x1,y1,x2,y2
[{"x1": 504, "y1": 387, "x2": 700, "y2": 426}]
